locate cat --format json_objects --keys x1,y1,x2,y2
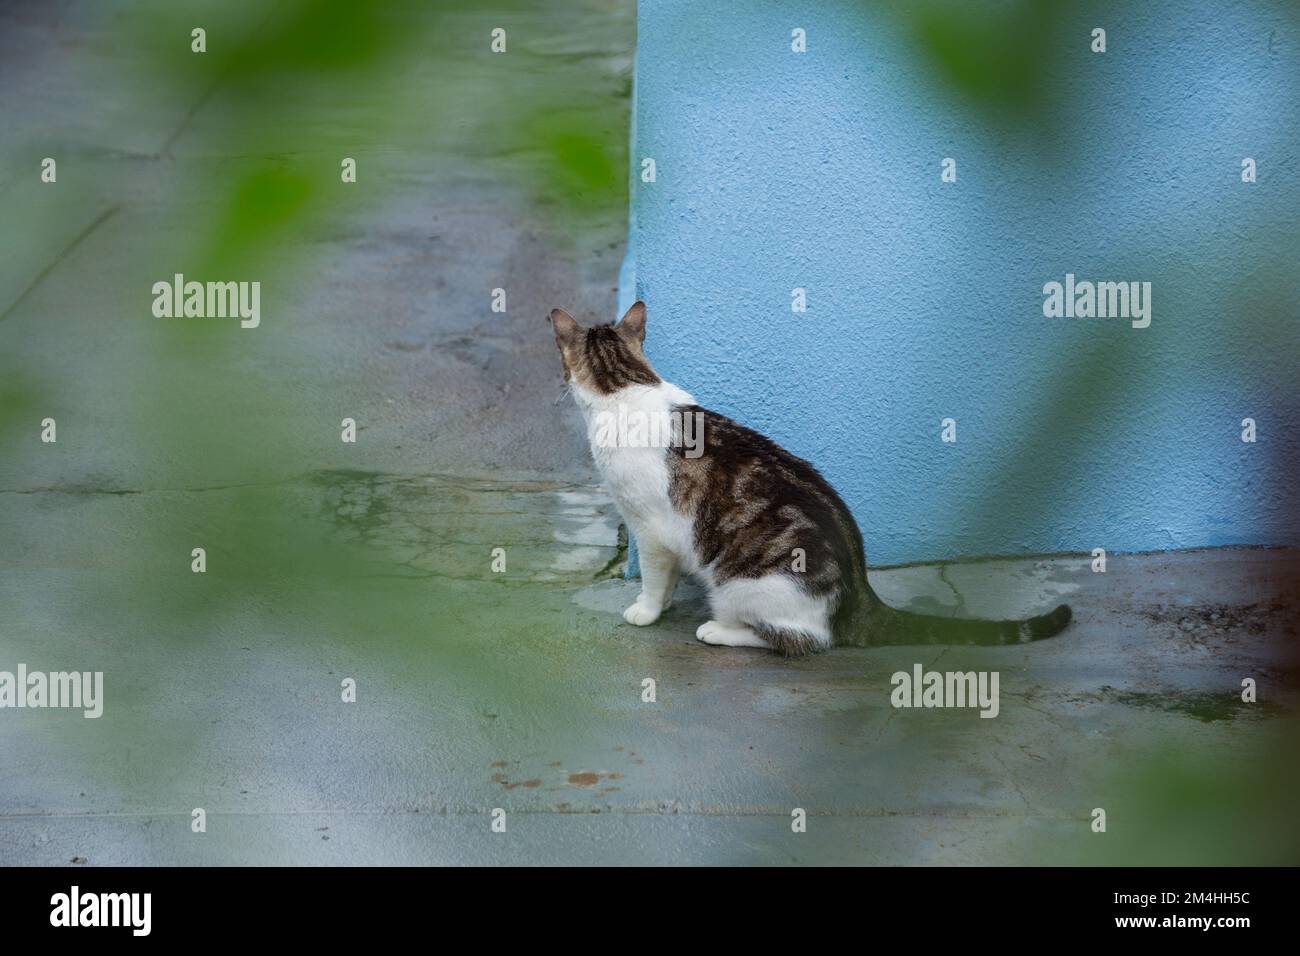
[{"x1": 550, "y1": 301, "x2": 1072, "y2": 655}]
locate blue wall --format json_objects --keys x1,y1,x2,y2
[{"x1": 625, "y1": 0, "x2": 1300, "y2": 566}]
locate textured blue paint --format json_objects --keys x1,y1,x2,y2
[{"x1": 625, "y1": 0, "x2": 1300, "y2": 567}]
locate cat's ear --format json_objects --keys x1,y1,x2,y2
[
  {"x1": 549, "y1": 308, "x2": 582, "y2": 349},
  {"x1": 616, "y1": 300, "x2": 647, "y2": 345}
]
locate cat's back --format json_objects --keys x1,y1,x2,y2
[{"x1": 667, "y1": 404, "x2": 868, "y2": 595}]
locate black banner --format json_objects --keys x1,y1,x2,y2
[{"x1": 0, "y1": 866, "x2": 1283, "y2": 941}]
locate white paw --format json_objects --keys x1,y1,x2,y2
[
  {"x1": 695, "y1": 620, "x2": 768, "y2": 649},
  {"x1": 623, "y1": 601, "x2": 662, "y2": 626},
  {"x1": 695, "y1": 621, "x2": 727, "y2": 645}
]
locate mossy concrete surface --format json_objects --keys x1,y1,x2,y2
[{"x1": 3, "y1": 527, "x2": 1296, "y2": 864}]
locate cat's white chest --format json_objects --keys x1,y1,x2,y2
[
  {"x1": 593, "y1": 443, "x2": 667, "y2": 524},
  {"x1": 576, "y1": 381, "x2": 698, "y2": 561}
]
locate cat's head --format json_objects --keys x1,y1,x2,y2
[{"x1": 549, "y1": 301, "x2": 660, "y2": 397}]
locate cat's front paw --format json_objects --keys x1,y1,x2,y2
[{"x1": 623, "y1": 600, "x2": 662, "y2": 626}]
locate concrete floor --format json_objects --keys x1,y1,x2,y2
[
  {"x1": 2, "y1": 1, "x2": 1297, "y2": 866},
  {"x1": 3, "y1": 538, "x2": 1297, "y2": 865}
]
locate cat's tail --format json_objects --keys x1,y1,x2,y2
[{"x1": 855, "y1": 601, "x2": 1073, "y2": 646}]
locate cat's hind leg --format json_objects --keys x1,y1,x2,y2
[
  {"x1": 695, "y1": 620, "x2": 770, "y2": 648},
  {"x1": 706, "y1": 574, "x2": 833, "y2": 656},
  {"x1": 623, "y1": 540, "x2": 680, "y2": 626}
]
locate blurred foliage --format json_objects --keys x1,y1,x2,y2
[
  {"x1": 133, "y1": 0, "x2": 631, "y2": 240},
  {"x1": 0, "y1": 0, "x2": 635, "y2": 821},
  {"x1": 199, "y1": 167, "x2": 315, "y2": 272},
  {"x1": 531, "y1": 124, "x2": 625, "y2": 214},
  {"x1": 1044, "y1": 721, "x2": 1300, "y2": 865},
  {"x1": 912, "y1": 1, "x2": 1059, "y2": 112}
]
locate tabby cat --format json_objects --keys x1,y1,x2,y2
[{"x1": 550, "y1": 301, "x2": 1071, "y2": 655}]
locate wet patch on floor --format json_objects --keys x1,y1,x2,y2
[
  {"x1": 310, "y1": 469, "x2": 624, "y2": 584},
  {"x1": 1070, "y1": 685, "x2": 1288, "y2": 722}
]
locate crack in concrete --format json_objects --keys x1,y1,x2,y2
[
  {"x1": 937, "y1": 562, "x2": 967, "y2": 617},
  {"x1": 154, "y1": 74, "x2": 222, "y2": 160},
  {"x1": 151, "y1": 6, "x2": 279, "y2": 159},
  {"x1": 0, "y1": 205, "x2": 119, "y2": 323},
  {"x1": 990, "y1": 750, "x2": 1035, "y2": 812}
]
